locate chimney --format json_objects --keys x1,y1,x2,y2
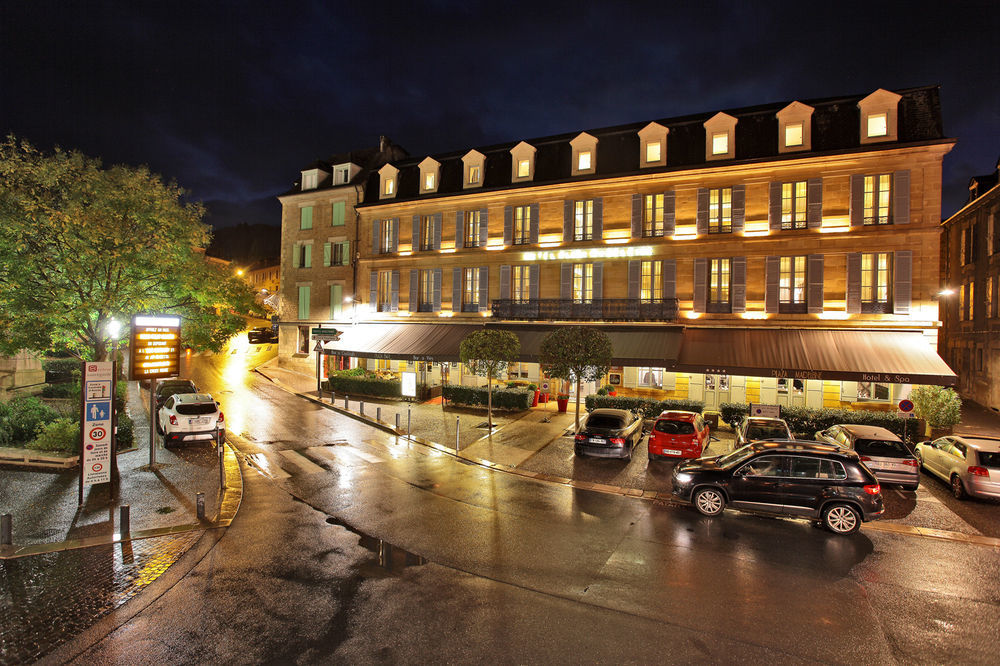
[{"x1": 379, "y1": 135, "x2": 388, "y2": 153}]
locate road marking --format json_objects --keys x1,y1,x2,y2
[
  {"x1": 247, "y1": 453, "x2": 291, "y2": 479},
  {"x1": 277, "y1": 449, "x2": 327, "y2": 474},
  {"x1": 307, "y1": 446, "x2": 367, "y2": 467}
]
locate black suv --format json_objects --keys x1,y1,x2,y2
[
  {"x1": 248, "y1": 327, "x2": 278, "y2": 344},
  {"x1": 671, "y1": 441, "x2": 884, "y2": 534}
]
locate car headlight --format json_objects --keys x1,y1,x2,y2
[{"x1": 674, "y1": 472, "x2": 693, "y2": 484}]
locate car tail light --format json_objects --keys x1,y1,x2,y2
[
  {"x1": 859, "y1": 456, "x2": 872, "y2": 462},
  {"x1": 574, "y1": 434, "x2": 587, "y2": 442},
  {"x1": 864, "y1": 484, "x2": 881, "y2": 495},
  {"x1": 218, "y1": 411, "x2": 225, "y2": 424},
  {"x1": 610, "y1": 437, "x2": 625, "y2": 445},
  {"x1": 903, "y1": 459, "x2": 919, "y2": 467},
  {"x1": 169, "y1": 414, "x2": 178, "y2": 425},
  {"x1": 968, "y1": 466, "x2": 989, "y2": 477}
]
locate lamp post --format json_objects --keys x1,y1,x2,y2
[{"x1": 106, "y1": 318, "x2": 123, "y2": 495}]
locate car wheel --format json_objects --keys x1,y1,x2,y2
[
  {"x1": 822, "y1": 503, "x2": 861, "y2": 535},
  {"x1": 915, "y1": 452, "x2": 924, "y2": 470},
  {"x1": 951, "y1": 475, "x2": 967, "y2": 500},
  {"x1": 693, "y1": 487, "x2": 726, "y2": 516},
  {"x1": 155, "y1": 418, "x2": 163, "y2": 435}
]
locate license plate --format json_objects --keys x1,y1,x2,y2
[
  {"x1": 662, "y1": 449, "x2": 682, "y2": 455},
  {"x1": 189, "y1": 417, "x2": 210, "y2": 426},
  {"x1": 589, "y1": 437, "x2": 606, "y2": 444}
]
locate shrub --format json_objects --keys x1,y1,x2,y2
[
  {"x1": 910, "y1": 385, "x2": 962, "y2": 428},
  {"x1": 41, "y1": 382, "x2": 78, "y2": 398},
  {"x1": 585, "y1": 395, "x2": 705, "y2": 419},
  {"x1": 26, "y1": 418, "x2": 80, "y2": 453},
  {"x1": 527, "y1": 383, "x2": 537, "y2": 391},
  {"x1": 719, "y1": 402, "x2": 750, "y2": 427},
  {"x1": 0, "y1": 401, "x2": 10, "y2": 447},
  {"x1": 1, "y1": 396, "x2": 60, "y2": 446},
  {"x1": 331, "y1": 367, "x2": 368, "y2": 378},
  {"x1": 117, "y1": 411, "x2": 135, "y2": 450},
  {"x1": 717, "y1": 401, "x2": 916, "y2": 438},
  {"x1": 443, "y1": 385, "x2": 532, "y2": 410},
  {"x1": 323, "y1": 375, "x2": 402, "y2": 399},
  {"x1": 43, "y1": 358, "x2": 80, "y2": 384}
]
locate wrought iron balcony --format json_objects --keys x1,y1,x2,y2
[{"x1": 491, "y1": 298, "x2": 679, "y2": 322}]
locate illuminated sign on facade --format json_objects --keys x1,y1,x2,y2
[
  {"x1": 521, "y1": 246, "x2": 654, "y2": 262},
  {"x1": 129, "y1": 314, "x2": 181, "y2": 381}
]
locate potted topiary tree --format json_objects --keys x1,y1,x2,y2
[
  {"x1": 527, "y1": 383, "x2": 539, "y2": 407},
  {"x1": 540, "y1": 326, "x2": 614, "y2": 431},
  {"x1": 910, "y1": 385, "x2": 962, "y2": 439},
  {"x1": 459, "y1": 329, "x2": 521, "y2": 430}
]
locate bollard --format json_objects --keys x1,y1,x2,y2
[
  {"x1": 376, "y1": 407, "x2": 381, "y2": 422},
  {"x1": 360, "y1": 401, "x2": 365, "y2": 416},
  {"x1": 407, "y1": 408, "x2": 411, "y2": 437},
  {"x1": 345, "y1": 394, "x2": 349, "y2": 409},
  {"x1": 456, "y1": 415, "x2": 460, "y2": 453},
  {"x1": 218, "y1": 435, "x2": 225, "y2": 490},
  {"x1": 331, "y1": 391, "x2": 335, "y2": 405},
  {"x1": 395, "y1": 413, "x2": 400, "y2": 430},
  {"x1": 196, "y1": 492, "x2": 205, "y2": 521},
  {"x1": 120, "y1": 505, "x2": 131, "y2": 535},
  {"x1": 1, "y1": 513, "x2": 11, "y2": 546}
]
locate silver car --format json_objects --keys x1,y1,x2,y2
[
  {"x1": 735, "y1": 416, "x2": 793, "y2": 448},
  {"x1": 914, "y1": 435, "x2": 1000, "y2": 500},
  {"x1": 815, "y1": 424, "x2": 919, "y2": 490}
]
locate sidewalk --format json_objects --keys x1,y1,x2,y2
[{"x1": 953, "y1": 399, "x2": 1000, "y2": 438}]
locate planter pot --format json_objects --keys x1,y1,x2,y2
[
  {"x1": 557, "y1": 398, "x2": 569, "y2": 413},
  {"x1": 927, "y1": 424, "x2": 954, "y2": 439},
  {"x1": 608, "y1": 391, "x2": 616, "y2": 397},
  {"x1": 539, "y1": 392, "x2": 549, "y2": 403},
  {"x1": 531, "y1": 390, "x2": 539, "y2": 407}
]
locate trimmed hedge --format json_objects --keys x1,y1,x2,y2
[
  {"x1": 584, "y1": 395, "x2": 705, "y2": 419},
  {"x1": 718, "y1": 401, "x2": 918, "y2": 439},
  {"x1": 443, "y1": 385, "x2": 533, "y2": 410},
  {"x1": 27, "y1": 418, "x2": 80, "y2": 453},
  {"x1": 323, "y1": 375, "x2": 403, "y2": 399}
]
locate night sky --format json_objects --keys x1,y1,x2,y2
[{"x1": 2, "y1": 1, "x2": 997, "y2": 231}]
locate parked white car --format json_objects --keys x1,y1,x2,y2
[
  {"x1": 157, "y1": 393, "x2": 225, "y2": 446},
  {"x1": 914, "y1": 435, "x2": 1000, "y2": 500}
]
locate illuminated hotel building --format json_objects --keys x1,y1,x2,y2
[{"x1": 278, "y1": 86, "x2": 956, "y2": 408}]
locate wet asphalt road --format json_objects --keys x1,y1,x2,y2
[{"x1": 61, "y1": 349, "x2": 1000, "y2": 664}]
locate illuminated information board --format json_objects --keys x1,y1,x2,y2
[{"x1": 129, "y1": 314, "x2": 181, "y2": 381}]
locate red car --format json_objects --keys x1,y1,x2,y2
[{"x1": 648, "y1": 410, "x2": 711, "y2": 460}]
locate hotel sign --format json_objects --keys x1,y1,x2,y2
[
  {"x1": 129, "y1": 314, "x2": 181, "y2": 380},
  {"x1": 521, "y1": 246, "x2": 654, "y2": 262}
]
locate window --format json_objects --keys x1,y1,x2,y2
[
  {"x1": 784, "y1": 122, "x2": 804, "y2": 147},
  {"x1": 513, "y1": 205, "x2": 532, "y2": 245},
  {"x1": 645, "y1": 141, "x2": 661, "y2": 163},
  {"x1": 574, "y1": 200, "x2": 594, "y2": 241},
  {"x1": 711, "y1": 132, "x2": 728, "y2": 155},
  {"x1": 867, "y1": 112, "x2": 888, "y2": 138},
  {"x1": 297, "y1": 325, "x2": 310, "y2": 354},
  {"x1": 300, "y1": 206, "x2": 313, "y2": 230},
  {"x1": 779, "y1": 256, "x2": 807, "y2": 311},
  {"x1": 297, "y1": 286, "x2": 310, "y2": 320},
  {"x1": 572, "y1": 263, "x2": 593, "y2": 303},
  {"x1": 960, "y1": 281, "x2": 968, "y2": 321},
  {"x1": 297, "y1": 244, "x2": 312, "y2": 268},
  {"x1": 331, "y1": 201, "x2": 345, "y2": 226},
  {"x1": 384, "y1": 178, "x2": 394, "y2": 196},
  {"x1": 860, "y1": 252, "x2": 891, "y2": 312},
  {"x1": 705, "y1": 373, "x2": 730, "y2": 391},
  {"x1": 990, "y1": 274, "x2": 998, "y2": 318},
  {"x1": 638, "y1": 367, "x2": 663, "y2": 388},
  {"x1": 777, "y1": 378, "x2": 804, "y2": 395},
  {"x1": 379, "y1": 219, "x2": 394, "y2": 254},
  {"x1": 708, "y1": 188, "x2": 732, "y2": 233},
  {"x1": 969, "y1": 280, "x2": 975, "y2": 320},
  {"x1": 992, "y1": 211, "x2": 999, "y2": 255},
  {"x1": 858, "y1": 381, "x2": 890, "y2": 401},
  {"x1": 643, "y1": 194, "x2": 664, "y2": 237},
  {"x1": 332, "y1": 241, "x2": 350, "y2": 266},
  {"x1": 468, "y1": 165, "x2": 480, "y2": 184},
  {"x1": 781, "y1": 181, "x2": 807, "y2": 230},
  {"x1": 705, "y1": 374, "x2": 715, "y2": 391},
  {"x1": 511, "y1": 265, "x2": 531, "y2": 303},
  {"x1": 418, "y1": 269, "x2": 434, "y2": 311},
  {"x1": 578, "y1": 151, "x2": 592, "y2": 171},
  {"x1": 517, "y1": 159, "x2": 530, "y2": 178},
  {"x1": 377, "y1": 271, "x2": 392, "y2": 311},
  {"x1": 741, "y1": 456, "x2": 785, "y2": 477},
  {"x1": 424, "y1": 172, "x2": 435, "y2": 190},
  {"x1": 708, "y1": 258, "x2": 731, "y2": 312},
  {"x1": 419, "y1": 216, "x2": 433, "y2": 251},
  {"x1": 463, "y1": 267, "x2": 480, "y2": 309},
  {"x1": 640, "y1": 260, "x2": 661, "y2": 303},
  {"x1": 863, "y1": 175, "x2": 892, "y2": 225},
  {"x1": 339, "y1": 167, "x2": 350, "y2": 183},
  {"x1": 465, "y1": 210, "x2": 481, "y2": 248}
]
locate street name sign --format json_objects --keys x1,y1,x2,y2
[
  {"x1": 129, "y1": 315, "x2": 181, "y2": 380},
  {"x1": 81, "y1": 361, "x2": 113, "y2": 485},
  {"x1": 311, "y1": 327, "x2": 342, "y2": 341}
]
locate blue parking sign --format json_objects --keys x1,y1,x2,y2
[{"x1": 85, "y1": 401, "x2": 111, "y2": 422}]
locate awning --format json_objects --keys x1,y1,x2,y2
[
  {"x1": 320, "y1": 323, "x2": 484, "y2": 362},
  {"x1": 488, "y1": 323, "x2": 683, "y2": 367},
  {"x1": 674, "y1": 328, "x2": 957, "y2": 386}
]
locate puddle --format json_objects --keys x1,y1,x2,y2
[{"x1": 325, "y1": 516, "x2": 427, "y2": 574}]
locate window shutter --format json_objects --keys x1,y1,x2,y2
[
  {"x1": 696, "y1": 189, "x2": 709, "y2": 235},
  {"x1": 593, "y1": 262, "x2": 603, "y2": 301},
  {"x1": 331, "y1": 284, "x2": 342, "y2": 319},
  {"x1": 478, "y1": 208, "x2": 488, "y2": 247},
  {"x1": 846, "y1": 253, "x2": 862, "y2": 313},
  {"x1": 372, "y1": 220, "x2": 380, "y2": 254},
  {"x1": 300, "y1": 207, "x2": 313, "y2": 230},
  {"x1": 298, "y1": 286, "x2": 310, "y2": 320},
  {"x1": 849, "y1": 175, "x2": 864, "y2": 227},
  {"x1": 304, "y1": 244, "x2": 312, "y2": 268},
  {"x1": 499, "y1": 265, "x2": 511, "y2": 300},
  {"x1": 529, "y1": 264, "x2": 540, "y2": 301},
  {"x1": 731, "y1": 256, "x2": 746, "y2": 313},
  {"x1": 768, "y1": 183, "x2": 782, "y2": 231},
  {"x1": 627, "y1": 260, "x2": 640, "y2": 299},
  {"x1": 331, "y1": 201, "x2": 345, "y2": 227},
  {"x1": 390, "y1": 270, "x2": 399, "y2": 312},
  {"x1": 807, "y1": 254, "x2": 824, "y2": 314},
  {"x1": 807, "y1": 178, "x2": 823, "y2": 229},
  {"x1": 369, "y1": 271, "x2": 378, "y2": 307},
  {"x1": 893, "y1": 170, "x2": 910, "y2": 225},
  {"x1": 631, "y1": 194, "x2": 642, "y2": 238},
  {"x1": 391, "y1": 218, "x2": 399, "y2": 252},
  {"x1": 693, "y1": 258, "x2": 707, "y2": 313},
  {"x1": 563, "y1": 200, "x2": 574, "y2": 242},
  {"x1": 478, "y1": 266, "x2": 488, "y2": 312},
  {"x1": 452, "y1": 268, "x2": 462, "y2": 312},
  {"x1": 765, "y1": 256, "x2": 780, "y2": 313},
  {"x1": 662, "y1": 259, "x2": 676, "y2": 301},
  {"x1": 409, "y1": 269, "x2": 418, "y2": 312},
  {"x1": 893, "y1": 250, "x2": 912, "y2": 314},
  {"x1": 731, "y1": 186, "x2": 746, "y2": 234},
  {"x1": 503, "y1": 206, "x2": 513, "y2": 245},
  {"x1": 663, "y1": 191, "x2": 675, "y2": 236},
  {"x1": 292, "y1": 243, "x2": 300, "y2": 268},
  {"x1": 433, "y1": 269, "x2": 442, "y2": 312},
  {"x1": 340, "y1": 241, "x2": 351, "y2": 266},
  {"x1": 434, "y1": 213, "x2": 443, "y2": 250},
  {"x1": 412, "y1": 214, "x2": 420, "y2": 250},
  {"x1": 323, "y1": 242, "x2": 331, "y2": 267},
  {"x1": 560, "y1": 263, "x2": 572, "y2": 300},
  {"x1": 530, "y1": 203, "x2": 540, "y2": 244},
  {"x1": 593, "y1": 198, "x2": 603, "y2": 240},
  {"x1": 455, "y1": 211, "x2": 465, "y2": 250}
]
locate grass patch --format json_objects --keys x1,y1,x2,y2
[{"x1": 155, "y1": 506, "x2": 176, "y2": 514}]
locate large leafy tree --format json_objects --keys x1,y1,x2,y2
[
  {"x1": 459, "y1": 329, "x2": 520, "y2": 429},
  {"x1": 540, "y1": 326, "x2": 614, "y2": 431},
  {"x1": 0, "y1": 136, "x2": 259, "y2": 361}
]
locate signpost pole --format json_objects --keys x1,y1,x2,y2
[
  {"x1": 78, "y1": 361, "x2": 85, "y2": 506},
  {"x1": 149, "y1": 379, "x2": 157, "y2": 466},
  {"x1": 315, "y1": 342, "x2": 323, "y2": 399}
]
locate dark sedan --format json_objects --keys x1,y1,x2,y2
[
  {"x1": 154, "y1": 378, "x2": 199, "y2": 410},
  {"x1": 248, "y1": 327, "x2": 278, "y2": 344},
  {"x1": 574, "y1": 408, "x2": 644, "y2": 461}
]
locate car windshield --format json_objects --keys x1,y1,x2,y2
[
  {"x1": 175, "y1": 403, "x2": 218, "y2": 416},
  {"x1": 715, "y1": 445, "x2": 755, "y2": 468},
  {"x1": 161, "y1": 386, "x2": 195, "y2": 399},
  {"x1": 655, "y1": 420, "x2": 695, "y2": 435},
  {"x1": 854, "y1": 438, "x2": 909, "y2": 458},
  {"x1": 746, "y1": 425, "x2": 788, "y2": 440},
  {"x1": 586, "y1": 414, "x2": 625, "y2": 429},
  {"x1": 977, "y1": 451, "x2": 1000, "y2": 468}
]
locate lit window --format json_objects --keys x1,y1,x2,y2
[
  {"x1": 468, "y1": 165, "x2": 481, "y2": 184},
  {"x1": 465, "y1": 210, "x2": 481, "y2": 248},
  {"x1": 779, "y1": 256, "x2": 807, "y2": 309},
  {"x1": 645, "y1": 142, "x2": 661, "y2": 163},
  {"x1": 463, "y1": 268, "x2": 480, "y2": 308},
  {"x1": 638, "y1": 367, "x2": 663, "y2": 388},
  {"x1": 574, "y1": 200, "x2": 594, "y2": 241},
  {"x1": 781, "y1": 181, "x2": 808, "y2": 230},
  {"x1": 708, "y1": 188, "x2": 733, "y2": 233},
  {"x1": 425, "y1": 172, "x2": 435, "y2": 190},
  {"x1": 785, "y1": 122, "x2": 804, "y2": 147},
  {"x1": 643, "y1": 194, "x2": 664, "y2": 237},
  {"x1": 708, "y1": 258, "x2": 731, "y2": 312},
  {"x1": 512, "y1": 265, "x2": 531, "y2": 303},
  {"x1": 861, "y1": 252, "x2": 892, "y2": 313},
  {"x1": 517, "y1": 159, "x2": 530, "y2": 178},
  {"x1": 712, "y1": 132, "x2": 729, "y2": 155},
  {"x1": 384, "y1": 178, "x2": 394, "y2": 195},
  {"x1": 867, "y1": 113, "x2": 888, "y2": 138},
  {"x1": 858, "y1": 381, "x2": 890, "y2": 401},
  {"x1": 578, "y1": 151, "x2": 592, "y2": 171},
  {"x1": 513, "y1": 205, "x2": 532, "y2": 245},
  {"x1": 376, "y1": 271, "x2": 392, "y2": 311},
  {"x1": 572, "y1": 263, "x2": 593, "y2": 303},
  {"x1": 379, "y1": 219, "x2": 394, "y2": 254},
  {"x1": 420, "y1": 216, "x2": 433, "y2": 251},
  {"x1": 640, "y1": 260, "x2": 662, "y2": 303},
  {"x1": 863, "y1": 175, "x2": 892, "y2": 225}
]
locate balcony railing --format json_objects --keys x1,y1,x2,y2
[{"x1": 491, "y1": 298, "x2": 678, "y2": 322}]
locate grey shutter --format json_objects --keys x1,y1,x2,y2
[
  {"x1": 662, "y1": 259, "x2": 676, "y2": 301},
  {"x1": 409, "y1": 270, "x2": 418, "y2": 312},
  {"x1": 391, "y1": 218, "x2": 399, "y2": 252},
  {"x1": 893, "y1": 250, "x2": 912, "y2": 314},
  {"x1": 765, "y1": 256, "x2": 780, "y2": 313},
  {"x1": 433, "y1": 268, "x2": 442, "y2": 311},
  {"x1": 452, "y1": 268, "x2": 462, "y2": 311},
  {"x1": 807, "y1": 178, "x2": 823, "y2": 229},
  {"x1": 592, "y1": 262, "x2": 603, "y2": 301},
  {"x1": 529, "y1": 264, "x2": 540, "y2": 301},
  {"x1": 732, "y1": 185, "x2": 746, "y2": 234},
  {"x1": 631, "y1": 194, "x2": 642, "y2": 238},
  {"x1": 478, "y1": 266, "x2": 488, "y2": 312},
  {"x1": 456, "y1": 211, "x2": 465, "y2": 249},
  {"x1": 807, "y1": 254, "x2": 825, "y2": 314},
  {"x1": 371, "y1": 220, "x2": 380, "y2": 254},
  {"x1": 731, "y1": 256, "x2": 746, "y2": 313},
  {"x1": 390, "y1": 270, "x2": 399, "y2": 312},
  {"x1": 768, "y1": 182, "x2": 782, "y2": 231},
  {"x1": 846, "y1": 253, "x2": 862, "y2": 313},
  {"x1": 693, "y1": 258, "x2": 707, "y2": 313},
  {"x1": 560, "y1": 263, "x2": 572, "y2": 300},
  {"x1": 663, "y1": 191, "x2": 675, "y2": 236},
  {"x1": 893, "y1": 170, "x2": 910, "y2": 224},
  {"x1": 849, "y1": 175, "x2": 864, "y2": 227},
  {"x1": 478, "y1": 208, "x2": 488, "y2": 247},
  {"x1": 503, "y1": 206, "x2": 513, "y2": 245},
  {"x1": 696, "y1": 188, "x2": 709, "y2": 235},
  {"x1": 369, "y1": 271, "x2": 378, "y2": 307},
  {"x1": 433, "y1": 213, "x2": 442, "y2": 250},
  {"x1": 593, "y1": 198, "x2": 603, "y2": 240},
  {"x1": 412, "y1": 214, "x2": 420, "y2": 251},
  {"x1": 627, "y1": 260, "x2": 640, "y2": 299},
  {"x1": 563, "y1": 200, "x2": 574, "y2": 242},
  {"x1": 529, "y1": 203, "x2": 540, "y2": 244},
  {"x1": 499, "y1": 264, "x2": 511, "y2": 300}
]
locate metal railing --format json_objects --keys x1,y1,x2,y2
[{"x1": 491, "y1": 298, "x2": 679, "y2": 322}]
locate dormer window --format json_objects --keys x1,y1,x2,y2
[
  {"x1": 378, "y1": 163, "x2": 399, "y2": 200},
  {"x1": 384, "y1": 179, "x2": 394, "y2": 195},
  {"x1": 646, "y1": 142, "x2": 661, "y2": 163},
  {"x1": 510, "y1": 141, "x2": 536, "y2": 182},
  {"x1": 638, "y1": 122, "x2": 668, "y2": 168},
  {"x1": 578, "y1": 151, "x2": 592, "y2": 170},
  {"x1": 711, "y1": 133, "x2": 729, "y2": 155},
  {"x1": 776, "y1": 101, "x2": 813, "y2": 153},
  {"x1": 867, "y1": 113, "x2": 888, "y2": 138},
  {"x1": 785, "y1": 122, "x2": 804, "y2": 147},
  {"x1": 302, "y1": 171, "x2": 318, "y2": 190},
  {"x1": 418, "y1": 157, "x2": 441, "y2": 194},
  {"x1": 858, "y1": 88, "x2": 901, "y2": 144},
  {"x1": 517, "y1": 160, "x2": 530, "y2": 177},
  {"x1": 461, "y1": 150, "x2": 485, "y2": 189},
  {"x1": 425, "y1": 173, "x2": 435, "y2": 189},
  {"x1": 703, "y1": 112, "x2": 737, "y2": 161},
  {"x1": 469, "y1": 165, "x2": 480, "y2": 184},
  {"x1": 338, "y1": 166, "x2": 350, "y2": 183},
  {"x1": 570, "y1": 132, "x2": 598, "y2": 176}
]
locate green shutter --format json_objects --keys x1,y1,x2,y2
[
  {"x1": 323, "y1": 242, "x2": 331, "y2": 267},
  {"x1": 298, "y1": 286, "x2": 310, "y2": 320},
  {"x1": 304, "y1": 244, "x2": 312, "y2": 268},
  {"x1": 331, "y1": 284, "x2": 343, "y2": 319},
  {"x1": 332, "y1": 201, "x2": 345, "y2": 226},
  {"x1": 339, "y1": 241, "x2": 350, "y2": 265},
  {"x1": 300, "y1": 206, "x2": 313, "y2": 230}
]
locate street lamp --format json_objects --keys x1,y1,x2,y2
[{"x1": 105, "y1": 317, "x2": 123, "y2": 493}]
